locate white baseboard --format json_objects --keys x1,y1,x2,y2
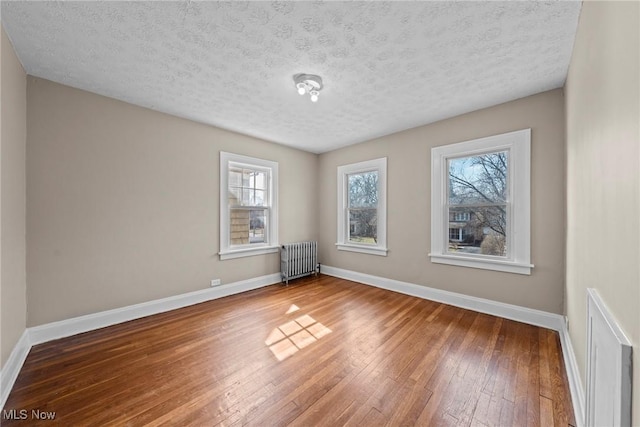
[
  {"x1": 1, "y1": 329, "x2": 31, "y2": 410},
  {"x1": 321, "y1": 265, "x2": 564, "y2": 330},
  {"x1": 29, "y1": 273, "x2": 281, "y2": 345},
  {"x1": 559, "y1": 319, "x2": 586, "y2": 427},
  {"x1": 321, "y1": 265, "x2": 585, "y2": 426}
]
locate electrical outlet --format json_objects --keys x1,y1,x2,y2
[{"x1": 211, "y1": 279, "x2": 221, "y2": 287}]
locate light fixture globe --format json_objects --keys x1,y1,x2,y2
[{"x1": 293, "y1": 73, "x2": 323, "y2": 102}]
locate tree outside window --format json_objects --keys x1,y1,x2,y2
[{"x1": 348, "y1": 171, "x2": 378, "y2": 244}]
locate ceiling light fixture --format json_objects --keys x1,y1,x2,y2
[{"x1": 294, "y1": 73, "x2": 323, "y2": 103}]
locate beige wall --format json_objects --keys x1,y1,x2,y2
[
  {"x1": 26, "y1": 77, "x2": 318, "y2": 326},
  {"x1": 318, "y1": 89, "x2": 565, "y2": 314},
  {"x1": 565, "y1": 1, "x2": 640, "y2": 423},
  {"x1": 1, "y1": 27, "x2": 27, "y2": 366},
  {"x1": 12, "y1": 6, "x2": 640, "y2": 420}
]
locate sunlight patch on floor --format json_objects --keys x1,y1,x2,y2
[
  {"x1": 266, "y1": 309, "x2": 332, "y2": 361},
  {"x1": 285, "y1": 304, "x2": 300, "y2": 314}
]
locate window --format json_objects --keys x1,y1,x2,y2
[
  {"x1": 452, "y1": 212, "x2": 470, "y2": 222},
  {"x1": 449, "y1": 228, "x2": 467, "y2": 242},
  {"x1": 337, "y1": 158, "x2": 387, "y2": 256},
  {"x1": 220, "y1": 152, "x2": 278, "y2": 260},
  {"x1": 430, "y1": 129, "x2": 532, "y2": 275}
]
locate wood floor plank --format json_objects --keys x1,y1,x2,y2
[
  {"x1": 526, "y1": 328, "x2": 542, "y2": 427},
  {"x1": 480, "y1": 319, "x2": 508, "y2": 397},
  {"x1": 513, "y1": 323, "x2": 533, "y2": 427},
  {"x1": 471, "y1": 391, "x2": 491, "y2": 425},
  {"x1": 455, "y1": 317, "x2": 504, "y2": 426},
  {"x1": 1, "y1": 275, "x2": 575, "y2": 426},
  {"x1": 500, "y1": 398, "x2": 516, "y2": 427},
  {"x1": 539, "y1": 328, "x2": 553, "y2": 399},
  {"x1": 540, "y1": 395, "x2": 555, "y2": 427}
]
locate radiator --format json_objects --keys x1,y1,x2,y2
[{"x1": 280, "y1": 241, "x2": 319, "y2": 284}]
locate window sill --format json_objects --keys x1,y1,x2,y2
[
  {"x1": 219, "y1": 245, "x2": 279, "y2": 260},
  {"x1": 429, "y1": 253, "x2": 533, "y2": 275},
  {"x1": 336, "y1": 243, "x2": 388, "y2": 257}
]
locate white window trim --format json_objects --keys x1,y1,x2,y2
[
  {"x1": 336, "y1": 157, "x2": 388, "y2": 256},
  {"x1": 429, "y1": 129, "x2": 533, "y2": 275},
  {"x1": 219, "y1": 152, "x2": 278, "y2": 261}
]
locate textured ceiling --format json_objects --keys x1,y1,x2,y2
[{"x1": 1, "y1": 1, "x2": 581, "y2": 153}]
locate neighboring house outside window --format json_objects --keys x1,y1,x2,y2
[
  {"x1": 219, "y1": 152, "x2": 278, "y2": 260},
  {"x1": 337, "y1": 158, "x2": 387, "y2": 256},
  {"x1": 430, "y1": 129, "x2": 532, "y2": 275}
]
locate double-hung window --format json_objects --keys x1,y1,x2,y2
[
  {"x1": 337, "y1": 158, "x2": 387, "y2": 256},
  {"x1": 430, "y1": 129, "x2": 532, "y2": 274},
  {"x1": 219, "y1": 152, "x2": 278, "y2": 260}
]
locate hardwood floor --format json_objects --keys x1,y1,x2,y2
[{"x1": 2, "y1": 275, "x2": 575, "y2": 426}]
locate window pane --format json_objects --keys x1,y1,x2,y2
[
  {"x1": 242, "y1": 170, "x2": 251, "y2": 187},
  {"x1": 252, "y1": 189, "x2": 265, "y2": 206},
  {"x1": 229, "y1": 187, "x2": 242, "y2": 205},
  {"x1": 230, "y1": 208, "x2": 251, "y2": 245},
  {"x1": 249, "y1": 209, "x2": 266, "y2": 243},
  {"x1": 242, "y1": 188, "x2": 251, "y2": 206},
  {"x1": 229, "y1": 167, "x2": 268, "y2": 207},
  {"x1": 229, "y1": 168, "x2": 242, "y2": 187},
  {"x1": 230, "y1": 208, "x2": 267, "y2": 245},
  {"x1": 448, "y1": 151, "x2": 508, "y2": 205},
  {"x1": 348, "y1": 171, "x2": 378, "y2": 208},
  {"x1": 348, "y1": 208, "x2": 377, "y2": 244},
  {"x1": 447, "y1": 205, "x2": 507, "y2": 257},
  {"x1": 254, "y1": 171, "x2": 266, "y2": 190}
]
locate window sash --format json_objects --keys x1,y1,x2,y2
[
  {"x1": 228, "y1": 163, "x2": 271, "y2": 248},
  {"x1": 445, "y1": 148, "x2": 511, "y2": 259},
  {"x1": 347, "y1": 207, "x2": 378, "y2": 245},
  {"x1": 447, "y1": 150, "x2": 509, "y2": 205},
  {"x1": 228, "y1": 163, "x2": 270, "y2": 208},
  {"x1": 229, "y1": 207, "x2": 269, "y2": 247},
  {"x1": 446, "y1": 205, "x2": 511, "y2": 258},
  {"x1": 346, "y1": 170, "x2": 379, "y2": 245}
]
